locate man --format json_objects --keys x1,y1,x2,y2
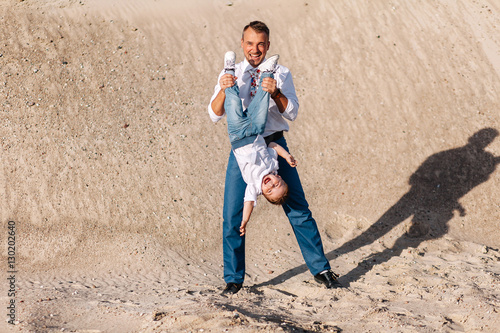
[{"x1": 208, "y1": 21, "x2": 342, "y2": 294}]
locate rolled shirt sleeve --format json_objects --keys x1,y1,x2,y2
[
  {"x1": 276, "y1": 69, "x2": 299, "y2": 122},
  {"x1": 207, "y1": 70, "x2": 225, "y2": 123}
]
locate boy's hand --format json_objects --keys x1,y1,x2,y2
[
  {"x1": 240, "y1": 220, "x2": 248, "y2": 236},
  {"x1": 219, "y1": 74, "x2": 237, "y2": 91},
  {"x1": 286, "y1": 154, "x2": 297, "y2": 167}
]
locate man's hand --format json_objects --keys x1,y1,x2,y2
[
  {"x1": 261, "y1": 77, "x2": 277, "y2": 96},
  {"x1": 263, "y1": 77, "x2": 288, "y2": 112},
  {"x1": 219, "y1": 74, "x2": 237, "y2": 91},
  {"x1": 286, "y1": 154, "x2": 297, "y2": 167}
]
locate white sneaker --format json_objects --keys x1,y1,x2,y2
[
  {"x1": 224, "y1": 51, "x2": 236, "y2": 71},
  {"x1": 258, "y1": 54, "x2": 279, "y2": 73}
]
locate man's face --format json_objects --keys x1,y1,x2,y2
[
  {"x1": 241, "y1": 28, "x2": 270, "y2": 67},
  {"x1": 261, "y1": 174, "x2": 285, "y2": 201}
]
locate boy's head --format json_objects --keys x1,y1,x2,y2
[{"x1": 261, "y1": 174, "x2": 289, "y2": 205}]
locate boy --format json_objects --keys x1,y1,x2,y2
[{"x1": 223, "y1": 51, "x2": 297, "y2": 236}]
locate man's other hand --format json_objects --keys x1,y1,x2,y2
[{"x1": 261, "y1": 77, "x2": 277, "y2": 96}]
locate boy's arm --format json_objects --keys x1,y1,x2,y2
[
  {"x1": 240, "y1": 201, "x2": 254, "y2": 236},
  {"x1": 268, "y1": 142, "x2": 297, "y2": 167}
]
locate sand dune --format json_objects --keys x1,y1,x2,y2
[{"x1": 1, "y1": 0, "x2": 499, "y2": 331}]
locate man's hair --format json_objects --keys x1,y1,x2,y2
[
  {"x1": 263, "y1": 182, "x2": 289, "y2": 206},
  {"x1": 242, "y1": 21, "x2": 270, "y2": 39}
]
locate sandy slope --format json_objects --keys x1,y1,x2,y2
[{"x1": 1, "y1": 0, "x2": 499, "y2": 332}]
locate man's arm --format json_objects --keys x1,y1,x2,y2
[
  {"x1": 209, "y1": 73, "x2": 238, "y2": 118},
  {"x1": 262, "y1": 77, "x2": 288, "y2": 113},
  {"x1": 210, "y1": 89, "x2": 227, "y2": 117},
  {"x1": 210, "y1": 73, "x2": 238, "y2": 117},
  {"x1": 271, "y1": 88, "x2": 288, "y2": 113},
  {"x1": 269, "y1": 142, "x2": 297, "y2": 167},
  {"x1": 262, "y1": 69, "x2": 298, "y2": 120},
  {"x1": 240, "y1": 201, "x2": 254, "y2": 236}
]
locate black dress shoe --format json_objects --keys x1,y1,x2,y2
[
  {"x1": 221, "y1": 282, "x2": 243, "y2": 295},
  {"x1": 314, "y1": 270, "x2": 343, "y2": 289}
]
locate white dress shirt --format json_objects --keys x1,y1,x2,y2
[{"x1": 208, "y1": 58, "x2": 299, "y2": 137}]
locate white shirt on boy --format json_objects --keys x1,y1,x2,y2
[{"x1": 233, "y1": 135, "x2": 279, "y2": 205}]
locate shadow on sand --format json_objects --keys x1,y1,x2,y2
[{"x1": 256, "y1": 128, "x2": 500, "y2": 288}]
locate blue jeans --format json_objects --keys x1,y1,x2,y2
[
  {"x1": 222, "y1": 136, "x2": 331, "y2": 284},
  {"x1": 224, "y1": 71, "x2": 273, "y2": 148}
]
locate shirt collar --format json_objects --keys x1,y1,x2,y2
[{"x1": 243, "y1": 58, "x2": 261, "y2": 73}]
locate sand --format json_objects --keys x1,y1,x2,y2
[{"x1": 1, "y1": 0, "x2": 499, "y2": 332}]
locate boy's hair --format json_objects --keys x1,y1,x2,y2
[
  {"x1": 263, "y1": 182, "x2": 289, "y2": 206},
  {"x1": 242, "y1": 21, "x2": 270, "y2": 39}
]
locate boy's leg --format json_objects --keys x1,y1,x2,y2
[
  {"x1": 246, "y1": 72, "x2": 273, "y2": 136},
  {"x1": 225, "y1": 71, "x2": 274, "y2": 141},
  {"x1": 224, "y1": 82, "x2": 251, "y2": 143},
  {"x1": 273, "y1": 136, "x2": 331, "y2": 276},
  {"x1": 222, "y1": 150, "x2": 247, "y2": 284}
]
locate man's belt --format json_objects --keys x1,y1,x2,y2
[{"x1": 264, "y1": 131, "x2": 284, "y2": 145}]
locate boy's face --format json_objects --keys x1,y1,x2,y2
[
  {"x1": 261, "y1": 174, "x2": 285, "y2": 201},
  {"x1": 241, "y1": 28, "x2": 270, "y2": 68}
]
